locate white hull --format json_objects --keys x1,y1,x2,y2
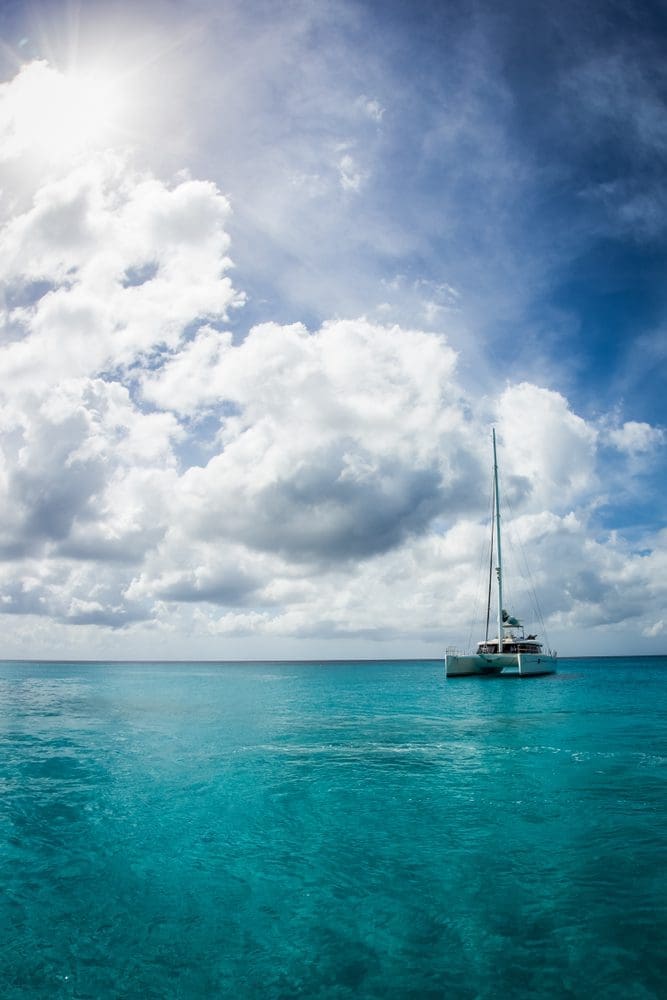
[
  {"x1": 517, "y1": 652, "x2": 557, "y2": 676},
  {"x1": 445, "y1": 654, "x2": 504, "y2": 677},
  {"x1": 445, "y1": 652, "x2": 556, "y2": 677}
]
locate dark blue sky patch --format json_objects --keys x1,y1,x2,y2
[
  {"x1": 121, "y1": 261, "x2": 158, "y2": 287},
  {"x1": 4, "y1": 279, "x2": 55, "y2": 309},
  {"x1": 173, "y1": 404, "x2": 241, "y2": 470},
  {"x1": 549, "y1": 239, "x2": 667, "y2": 417}
]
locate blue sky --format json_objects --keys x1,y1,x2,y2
[{"x1": 0, "y1": 0, "x2": 665, "y2": 658}]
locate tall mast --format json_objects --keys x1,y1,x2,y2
[{"x1": 492, "y1": 428, "x2": 504, "y2": 651}]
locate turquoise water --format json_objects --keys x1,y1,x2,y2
[{"x1": 0, "y1": 658, "x2": 665, "y2": 998}]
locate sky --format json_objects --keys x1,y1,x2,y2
[{"x1": 0, "y1": 0, "x2": 666, "y2": 659}]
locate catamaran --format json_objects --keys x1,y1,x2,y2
[{"x1": 445, "y1": 430, "x2": 557, "y2": 677}]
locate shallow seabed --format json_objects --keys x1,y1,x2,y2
[{"x1": 0, "y1": 657, "x2": 665, "y2": 998}]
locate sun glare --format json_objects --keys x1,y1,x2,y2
[{"x1": 6, "y1": 61, "x2": 126, "y2": 162}]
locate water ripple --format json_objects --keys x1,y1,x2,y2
[{"x1": 0, "y1": 657, "x2": 665, "y2": 998}]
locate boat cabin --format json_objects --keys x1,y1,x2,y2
[
  {"x1": 476, "y1": 607, "x2": 543, "y2": 655},
  {"x1": 476, "y1": 637, "x2": 543, "y2": 654}
]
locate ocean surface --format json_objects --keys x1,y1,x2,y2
[{"x1": 0, "y1": 657, "x2": 665, "y2": 999}]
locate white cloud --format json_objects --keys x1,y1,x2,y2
[
  {"x1": 0, "y1": 376, "x2": 179, "y2": 565},
  {"x1": 338, "y1": 152, "x2": 366, "y2": 192},
  {"x1": 0, "y1": 153, "x2": 242, "y2": 395},
  {"x1": 142, "y1": 317, "x2": 474, "y2": 565},
  {"x1": 356, "y1": 96, "x2": 385, "y2": 123},
  {"x1": 609, "y1": 420, "x2": 665, "y2": 455},
  {"x1": 0, "y1": 61, "x2": 107, "y2": 163},
  {"x1": 496, "y1": 383, "x2": 598, "y2": 509}
]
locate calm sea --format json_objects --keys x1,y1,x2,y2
[{"x1": 0, "y1": 657, "x2": 665, "y2": 999}]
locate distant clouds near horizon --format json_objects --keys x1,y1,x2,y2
[{"x1": 0, "y1": 0, "x2": 665, "y2": 659}]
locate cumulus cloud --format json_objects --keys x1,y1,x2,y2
[
  {"x1": 496, "y1": 383, "x2": 598, "y2": 508},
  {"x1": 0, "y1": 157, "x2": 242, "y2": 393},
  {"x1": 142, "y1": 317, "x2": 478, "y2": 564},
  {"x1": 608, "y1": 420, "x2": 665, "y2": 454}
]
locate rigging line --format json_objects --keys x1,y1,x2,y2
[
  {"x1": 465, "y1": 531, "x2": 487, "y2": 652},
  {"x1": 485, "y1": 474, "x2": 495, "y2": 642},
  {"x1": 504, "y1": 493, "x2": 552, "y2": 650},
  {"x1": 465, "y1": 480, "x2": 494, "y2": 652}
]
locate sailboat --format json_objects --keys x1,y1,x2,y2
[{"x1": 445, "y1": 430, "x2": 557, "y2": 677}]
